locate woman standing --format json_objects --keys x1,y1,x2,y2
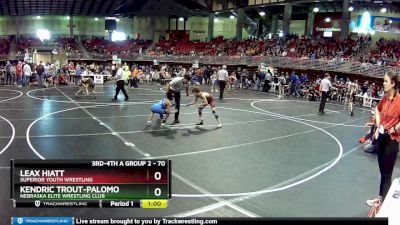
[{"x1": 367, "y1": 71, "x2": 400, "y2": 206}]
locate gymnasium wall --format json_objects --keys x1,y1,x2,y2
[{"x1": 0, "y1": 9, "x2": 399, "y2": 43}]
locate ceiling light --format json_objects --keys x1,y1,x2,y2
[
  {"x1": 325, "y1": 17, "x2": 331, "y2": 22},
  {"x1": 36, "y1": 16, "x2": 41, "y2": 19},
  {"x1": 178, "y1": 17, "x2": 184, "y2": 22},
  {"x1": 95, "y1": 17, "x2": 99, "y2": 21},
  {"x1": 349, "y1": 6, "x2": 354, "y2": 12},
  {"x1": 229, "y1": 15, "x2": 235, "y2": 20},
  {"x1": 380, "y1": 7, "x2": 387, "y2": 13},
  {"x1": 214, "y1": 18, "x2": 219, "y2": 23},
  {"x1": 259, "y1": 11, "x2": 265, "y2": 16},
  {"x1": 313, "y1": 7, "x2": 319, "y2": 13},
  {"x1": 66, "y1": 16, "x2": 70, "y2": 20},
  {"x1": 116, "y1": 18, "x2": 120, "y2": 22}
]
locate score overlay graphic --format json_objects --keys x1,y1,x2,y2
[{"x1": 10, "y1": 160, "x2": 171, "y2": 208}]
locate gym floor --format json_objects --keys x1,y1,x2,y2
[{"x1": 0, "y1": 84, "x2": 399, "y2": 221}]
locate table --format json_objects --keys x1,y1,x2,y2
[
  {"x1": 355, "y1": 94, "x2": 381, "y2": 108},
  {"x1": 377, "y1": 178, "x2": 400, "y2": 225},
  {"x1": 71, "y1": 74, "x2": 112, "y2": 84}
]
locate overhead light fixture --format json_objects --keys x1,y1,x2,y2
[
  {"x1": 214, "y1": 18, "x2": 219, "y2": 23},
  {"x1": 259, "y1": 11, "x2": 265, "y2": 16},
  {"x1": 229, "y1": 15, "x2": 235, "y2": 20},
  {"x1": 36, "y1": 29, "x2": 50, "y2": 42},
  {"x1": 325, "y1": 17, "x2": 331, "y2": 22},
  {"x1": 349, "y1": 6, "x2": 354, "y2": 12},
  {"x1": 66, "y1": 16, "x2": 70, "y2": 20},
  {"x1": 178, "y1": 17, "x2": 184, "y2": 22},
  {"x1": 389, "y1": 20, "x2": 393, "y2": 24},
  {"x1": 36, "y1": 16, "x2": 41, "y2": 19},
  {"x1": 380, "y1": 7, "x2": 387, "y2": 13},
  {"x1": 116, "y1": 18, "x2": 120, "y2": 22},
  {"x1": 112, "y1": 31, "x2": 127, "y2": 42},
  {"x1": 313, "y1": 7, "x2": 319, "y2": 13},
  {"x1": 95, "y1": 17, "x2": 99, "y2": 21}
]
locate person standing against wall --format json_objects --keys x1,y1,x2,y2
[
  {"x1": 319, "y1": 73, "x2": 333, "y2": 114},
  {"x1": 16, "y1": 61, "x2": 22, "y2": 87},
  {"x1": 22, "y1": 61, "x2": 31, "y2": 87},
  {"x1": 217, "y1": 65, "x2": 228, "y2": 99},
  {"x1": 367, "y1": 71, "x2": 400, "y2": 206},
  {"x1": 36, "y1": 61, "x2": 44, "y2": 86},
  {"x1": 5, "y1": 61, "x2": 12, "y2": 85}
]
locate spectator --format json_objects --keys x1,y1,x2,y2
[
  {"x1": 22, "y1": 62, "x2": 31, "y2": 87},
  {"x1": 367, "y1": 71, "x2": 400, "y2": 206},
  {"x1": 5, "y1": 61, "x2": 12, "y2": 85},
  {"x1": 36, "y1": 61, "x2": 45, "y2": 86}
]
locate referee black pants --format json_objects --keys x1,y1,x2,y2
[
  {"x1": 319, "y1": 91, "x2": 328, "y2": 113},
  {"x1": 219, "y1": 80, "x2": 226, "y2": 99},
  {"x1": 377, "y1": 133, "x2": 399, "y2": 200},
  {"x1": 167, "y1": 89, "x2": 181, "y2": 121},
  {"x1": 114, "y1": 80, "x2": 128, "y2": 100}
]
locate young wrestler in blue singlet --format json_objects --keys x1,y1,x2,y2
[{"x1": 147, "y1": 93, "x2": 174, "y2": 128}]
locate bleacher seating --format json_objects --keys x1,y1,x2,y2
[
  {"x1": 56, "y1": 38, "x2": 82, "y2": 54},
  {"x1": 82, "y1": 37, "x2": 152, "y2": 55},
  {"x1": 361, "y1": 38, "x2": 400, "y2": 67},
  {"x1": 151, "y1": 35, "x2": 370, "y2": 60},
  {"x1": 0, "y1": 39, "x2": 10, "y2": 55},
  {"x1": 17, "y1": 36, "x2": 42, "y2": 54}
]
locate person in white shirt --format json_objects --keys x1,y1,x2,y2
[
  {"x1": 319, "y1": 73, "x2": 334, "y2": 114},
  {"x1": 278, "y1": 73, "x2": 286, "y2": 99},
  {"x1": 166, "y1": 74, "x2": 192, "y2": 123},
  {"x1": 210, "y1": 72, "x2": 218, "y2": 93},
  {"x1": 113, "y1": 64, "x2": 129, "y2": 101},
  {"x1": 217, "y1": 65, "x2": 228, "y2": 99},
  {"x1": 22, "y1": 62, "x2": 32, "y2": 87}
]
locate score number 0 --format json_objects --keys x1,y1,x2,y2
[{"x1": 154, "y1": 172, "x2": 162, "y2": 196}]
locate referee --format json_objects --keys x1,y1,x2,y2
[
  {"x1": 217, "y1": 65, "x2": 228, "y2": 99},
  {"x1": 319, "y1": 73, "x2": 333, "y2": 114},
  {"x1": 166, "y1": 74, "x2": 192, "y2": 124},
  {"x1": 113, "y1": 64, "x2": 129, "y2": 101}
]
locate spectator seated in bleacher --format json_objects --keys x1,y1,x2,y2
[
  {"x1": 361, "y1": 38, "x2": 400, "y2": 67},
  {"x1": 150, "y1": 35, "x2": 370, "y2": 61}
]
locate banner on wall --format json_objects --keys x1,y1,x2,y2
[
  {"x1": 372, "y1": 16, "x2": 400, "y2": 33},
  {"x1": 357, "y1": 15, "x2": 400, "y2": 33}
]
